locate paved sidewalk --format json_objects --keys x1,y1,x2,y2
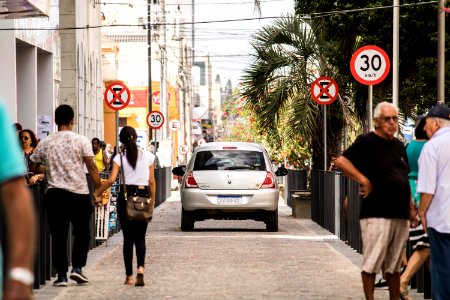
[{"x1": 33, "y1": 192, "x2": 421, "y2": 299}]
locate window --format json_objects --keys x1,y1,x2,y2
[{"x1": 194, "y1": 150, "x2": 266, "y2": 171}]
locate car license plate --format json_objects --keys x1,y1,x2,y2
[{"x1": 217, "y1": 196, "x2": 242, "y2": 205}]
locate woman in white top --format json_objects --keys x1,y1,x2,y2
[{"x1": 94, "y1": 126, "x2": 156, "y2": 286}]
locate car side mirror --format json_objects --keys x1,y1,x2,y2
[
  {"x1": 275, "y1": 167, "x2": 288, "y2": 177},
  {"x1": 172, "y1": 166, "x2": 186, "y2": 176}
]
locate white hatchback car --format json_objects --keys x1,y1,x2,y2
[{"x1": 172, "y1": 142, "x2": 288, "y2": 231}]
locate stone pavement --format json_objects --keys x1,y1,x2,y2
[{"x1": 34, "y1": 192, "x2": 422, "y2": 300}]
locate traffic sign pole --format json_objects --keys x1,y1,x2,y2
[
  {"x1": 310, "y1": 76, "x2": 339, "y2": 171},
  {"x1": 351, "y1": 45, "x2": 390, "y2": 132},
  {"x1": 323, "y1": 105, "x2": 327, "y2": 171}
]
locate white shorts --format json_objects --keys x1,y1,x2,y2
[{"x1": 360, "y1": 218, "x2": 409, "y2": 274}]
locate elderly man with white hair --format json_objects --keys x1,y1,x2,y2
[
  {"x1": 335, "y1": 101, "x2": 417, "y2": 300},
  {"x1": 417, "y1": 103, "x2": 450, "y2": 300}
]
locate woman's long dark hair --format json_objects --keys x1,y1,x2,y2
[{"x1": 119, "y1": 126, "x2": 138, "y2": 169}]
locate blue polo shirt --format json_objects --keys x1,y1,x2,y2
[{"x1": 0, "y1": 101, "x2": 26, "y2": 298}]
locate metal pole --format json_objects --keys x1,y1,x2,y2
[
  {"x1": 115, "y1": 110, "x2": 119, "y2": 152},
  {"x1": 334, "y1": 173, "x2": 340, "y2": 237},
  {"x1": 368, "y1": 85, "x2": 373, "y2": 131},
  {"x1": 437, "y1": 0, "x2": 445, "y2": 103},
  {"x1": 160, "y1": 0, "x2": 168, "y2": 139},
  {"x1": 392, "y1": 0, "x2": 399, "y2": 108},
  {"x1": 323, "y1": 105, "x2": 327, "y2": 171},
  {"x1": 147, "y1": 0, "x2": 153, "y2": 142}
]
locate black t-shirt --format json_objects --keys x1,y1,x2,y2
[{"x1": 343, "y1": 132, "x2": 410, "y2": 219}]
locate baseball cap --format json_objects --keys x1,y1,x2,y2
[{"x1": 425, "y1": 104, "x2": 450, "y2": 120}]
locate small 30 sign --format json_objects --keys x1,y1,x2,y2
[{"x1": 147, "y1": 111, "x2": 164, "y2": 129}]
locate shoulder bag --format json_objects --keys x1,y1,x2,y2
[{"x1": 120, "y1": 153, "x2": 154, "y2": 222}]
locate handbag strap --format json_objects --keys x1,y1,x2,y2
[{"x1": 119, "y1": 153, "x2": 127, "y2": 197}]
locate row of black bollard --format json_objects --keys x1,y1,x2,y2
[
  {"x1": 285, "y1": 169, "x2": 308, "y2": 208},
  {"x1": 310, "y1": 169, "x2": 432, "y2": 299}
]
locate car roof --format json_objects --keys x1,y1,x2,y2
[{"x1": 195, "y1": 142, "x2": 265, "y2": 152}]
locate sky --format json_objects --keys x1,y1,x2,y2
[{"x1": 193, "y1": 0, "x2": 295, "y2": 88}]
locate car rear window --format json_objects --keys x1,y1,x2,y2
[{"x1": 193, "y1": 150, "x2": 267, "y2": 171}]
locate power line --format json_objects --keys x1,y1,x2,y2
[
  {"x1": 164, "y1": 0, "x2": 291, "y2": 5},
  {"x1": 0, "y1": 1, "x2": 436, "y2": 31}
]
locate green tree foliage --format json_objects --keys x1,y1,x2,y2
[
  {"x1": 295, "y1": 0, "x2": 450, "y2": 117},
  {"x1": 240, "y1": 15, "x2": 347, "y2": 170}
]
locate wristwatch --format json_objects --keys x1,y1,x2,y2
[{"x1": 8, "y1": 267, "x2": 34, "y2": 286}]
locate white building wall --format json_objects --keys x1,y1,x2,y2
[
  {"x1": 0, "y1": 26, "x2": 18, "y2": 119},
  {"x1": 0, "y1": 0, "x2": 59, "y2": 137},
  {"x1": 60, "y1": 0, "x2": 103, "y2": 139}
]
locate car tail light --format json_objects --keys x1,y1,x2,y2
[
  {"x1": 261, "y1": 172, "x2": 275, "y2": 188},
  {"x1": 185, "y1": 171, "x2": 199, "y2": 188}
]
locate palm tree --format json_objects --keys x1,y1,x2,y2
[{"x1": 240, "y1": 14, "x2": 349, "y2": 170}]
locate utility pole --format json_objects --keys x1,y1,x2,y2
[
  {"x1": 184, "y1": 45, "x2": 192, "y2": 160},
  {"x1": 437, "y1": 0, "x2": 445, "y2": 103},
  {"x1": 147, "y1": 0, "x2": 153, "y2": 144},
  {"x1": 392, "y1": 0, "x2": 399, "y2": 108},
  {"x1": 160, "y1": 0, "x2": 168, "y2": 139}
]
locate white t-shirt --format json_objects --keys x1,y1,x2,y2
[
  {"x1": 30, "y1": 131, "x2": 94, "y2": 194},
  {"x1": 114, "y1": 149, "x2": 155, "y2": 185}
]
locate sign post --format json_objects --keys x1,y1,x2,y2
[
  {"x1": 104, "y1": 82, "x2": 131, "y2": 152},
  {"x1": 310, "y1": 76, "x2": 339, "y2": 170},
  {"x1": 169, "y1": 119, "x2": 180, "y2": 164},
  {"x1": 350, "y1": 45, "x2": 391, "y2": 131}
]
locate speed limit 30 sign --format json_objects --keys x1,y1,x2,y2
[
  {"x1": 350, "y1": 45, "x2": 390, "y2": 85},
  {"x1": 147, "y1": 111, "x2": 164, "y2": 129}
]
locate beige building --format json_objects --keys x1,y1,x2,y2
[{"x1": 0, "y1": 0, "x2": 104, "y2": 140}]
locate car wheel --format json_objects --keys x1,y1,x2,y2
[
  {"x1": 181, "y1": 208, "x2": 195, "y2": 231},
  {"x1": 266, "y1": 209, "x2": 278, "y2": 232}
]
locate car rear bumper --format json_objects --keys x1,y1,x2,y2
[{"x1": 181, "y1": 188, "x2": 279, "y2": 211}]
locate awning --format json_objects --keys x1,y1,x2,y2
[{"x1": 0, "y1": 0, "x2": 50, "y2": 19}]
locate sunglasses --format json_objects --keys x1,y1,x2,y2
[
  {"x1": 21, "y1": 136, "x2": 30, "y2": 141},
  {"x1": 378, "y1": 116, "x2": 399, "y2": 123}
]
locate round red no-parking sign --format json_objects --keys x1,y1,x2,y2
[
  {"x1": 310, "y1": 76, "x2": 339, "y2": 105},
  {"x1": 350, "y1": 45, "x2": 390, "y2": 85},
  {"x1": 104, "y1": 82, "x2": 131, "y2": 111}
]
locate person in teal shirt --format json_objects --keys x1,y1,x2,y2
[
  {"x1": 0, "y1": 100, "x2": 36, "y2": 300},
  {"x1": 400, "y1": 116, "x2": 429, "y2": 298}
]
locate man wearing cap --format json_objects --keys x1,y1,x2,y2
[{"x1": 417, "y1": 103, "x2": 450, "y2": 299}]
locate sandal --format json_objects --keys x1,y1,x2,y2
[
  {"x1": 400, "y1": 288, "x2": 412, "y2": 300},
  {"x1": 124, "y1": 276, "x2": 135, "y2": 285},
  {"x1": 135, "y1": 273, "x2": 145, "y2": 287}
]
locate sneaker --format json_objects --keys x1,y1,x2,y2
[
  {"x1": 374, "y1": 278, "x2": 388, "y2": 289},
  {"x1": 53, "y1": 275, "x2": 68, "y2": 287},
  {"x1": 69, "y1": 268, "x2": 89, "y2": 284}
]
